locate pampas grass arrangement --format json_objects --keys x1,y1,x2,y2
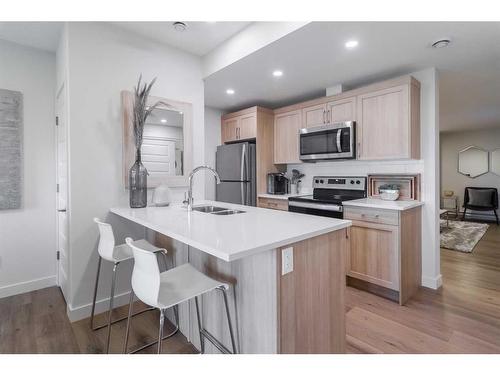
[{"x1": 132, "y1": 75, "x2": 167, "y2": 152}]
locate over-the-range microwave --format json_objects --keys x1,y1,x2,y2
[{"x1": 299, "y1": 121, "x2": 356, "y2": 161}]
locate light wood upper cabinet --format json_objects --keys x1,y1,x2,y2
[
  {"x1": 221, "y1": 117, "x2": 238, "y2": 143},
  {"x1": 238, "y1": 113, "x2": 257, "y2": 140},
  {"x1": 302, "y1": 103, "x2": 327, "y2": 128},
  {"x1": 221, "y1": 113, "x2": 257, "y2": 143},
  {"x1": 327, "y1": 97, "x2": 356, "y2": 123},
  {"x1": 357, "y1": 81, "x2": 420, "y2": 160},
  {"x1": 274, "y1": 110, "x2": 301, "y2": 164},
  {"x1": 273, "y1": 75, "x2": 421, "y2": 163}
]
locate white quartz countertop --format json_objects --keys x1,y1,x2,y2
[
  {"x1": 257, "y1": 193, "x2": 307, "y2": 200},
  {"x1": 111, "y1": 200, "x2": 350, "y2": 262},
  {"x1": 343, "y1": 198, "x2": 424, "y2": 211}
]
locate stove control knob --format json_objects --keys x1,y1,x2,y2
[
  {"x1": 356, "y1": 180, "x2": 361, "y2": 184},
  {"x1": 320, "y1": 179, "x2": 324, "y2": 184},
  {"x1": 315, "y1": 179, "x2": 319, "y2": 184},
  {"x1": 350, "y1": 180, "x2": 355, "y2": 184}
]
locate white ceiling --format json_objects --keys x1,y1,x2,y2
[
  {"x1": 204, "y1": 22, "x2": 500, "y2": 133},
  {"x1": 0, "y1": 22, "x2": 62, "y2": 52},
  {"x1": 112, "y1": 21, "x2": 252, "y2": 56}
]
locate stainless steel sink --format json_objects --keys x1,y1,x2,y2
[
  {"x1": 211, "y1": 210, "x2": 245, "y2": 215},
  {"x1": 192, "y1": 205, "x2": 227, "y2": 213},
  {"x1": 192, "y1": 205, "x2": 245, "y2": 215}
]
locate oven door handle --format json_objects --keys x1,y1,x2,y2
[
  {"x1": 336, "y1": 129, "x2": 342, "y2": 153},
  {"x1": 288, "y1": 201, "x2": 343, "y2": 212}
]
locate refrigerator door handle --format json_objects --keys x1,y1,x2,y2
[
  {"x1": 241, "y1": 182, "x2": 245, "y2": 205},
  {"x1": 240, "y1": 143, "x2": 246, "y2": 181}
]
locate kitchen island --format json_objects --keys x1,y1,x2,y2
[{"x1": 111, "y1": 201, "x2": 350, "y2": 354}]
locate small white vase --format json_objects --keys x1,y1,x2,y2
[
  {"x1": 152, "y1": 184, "x2": 171, "y2": 206},
  {"x1": 290, "y1": 183, "x2": 298, "y2": 195}
]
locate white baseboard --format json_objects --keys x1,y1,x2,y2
[
  {"x1": 422, "y1": 274, "x2": 442, "y2": 289},
  {"x1": 66, "y1": 290, "x2": 132, "y2": 322},
  {"x1": 0, "y1": 275, "x2": 57, "y2": 299}
]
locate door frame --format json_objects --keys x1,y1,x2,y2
[{"x1": 55, "y1": 82, "x2": 70, "y2": 295}]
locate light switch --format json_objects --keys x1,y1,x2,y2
[{"x1": 282, "y1": 247, "x2": 293, "y2": 275}]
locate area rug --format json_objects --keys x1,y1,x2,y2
[{"x1": 440, "y1": 220, "x2": 489, "y2": 253}]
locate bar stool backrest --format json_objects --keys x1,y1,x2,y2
[
  {"x1": 126, "y1": 237, "x2": 161, "y2": 308},
  {"x1": 93, "y1": 218, "x2": 116, "y2": 262}
]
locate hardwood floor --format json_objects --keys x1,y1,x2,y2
[
  {"x1": 1, "y1": 223, "x2": 499, "y2": 354},
  {"x1": 346, "y1": 222, "x2": 500, "y2": 353},
  {"x1": 0, "y1": 287, "x2": 196, "y2": 354}
]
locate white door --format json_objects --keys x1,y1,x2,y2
[{"x1": 56, "y1": 84, "x2": 69, "y2": 301}]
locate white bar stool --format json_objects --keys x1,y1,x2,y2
[
  {"x1": 91, "y1": 218, "x2": 178, "y2": 353},
  {"x1": 123, "y1": 237, "x2": 237, "y2": 354}
]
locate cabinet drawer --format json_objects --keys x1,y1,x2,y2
[
  {"x1": 258, "y1": 197, "x2": 288, "y2": 211},
  {"x1": 344, "y1": 206, "x2": 399, "y2": 226}
]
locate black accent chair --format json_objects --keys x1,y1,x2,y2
[{"x1": 463, "y1": 187, "x2": 499, "y2": 225}]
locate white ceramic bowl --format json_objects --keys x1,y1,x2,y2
[{"x1": 379, "y1": 189, "x2": 400, "y2": 201}]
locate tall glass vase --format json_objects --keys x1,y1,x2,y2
[{"x1": 129, "y1": 149, "x2": 148, "y2": 208}]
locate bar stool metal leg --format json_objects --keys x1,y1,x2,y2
[
  {"x1": 219, "y1": 287, "x2": 237, "y2": 354},
  {"x1": 105, "y1": 262, "x2": 119, "y2": 353},
  {"x1": 123, "y1": 297, "x2": 180, "y2": 354},
  {"x1": 90, "y1": 256, "x2": 102, "y2": 330},
  {"x1": 195, "y1": 296, "x2": 205, "y2": 354},
  {"x1": 158, "y1": 309, "x2": 165, "y2": 354},
  {"x1": 123, "y1": 290, "x2": 135, "y2": 354}
]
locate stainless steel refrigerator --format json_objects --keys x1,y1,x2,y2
[{"x1": 215, "y1": 142, "x2": 256, "y2": 206}]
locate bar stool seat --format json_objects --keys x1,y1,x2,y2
[
  {"x1": 156, "y1": 263, "x2": 227, "y2": 309},
  {"x1": 123, "y1": 238, "x2": 237, "y2": 354}
]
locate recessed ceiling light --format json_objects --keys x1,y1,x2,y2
[
  {"x1": 173, "y1": 22, "x2": 188, "y2": 32},
  {"x1": 226, "y1": 89, "x2": 235, "y2": 95},
  {"x1": 272, "y1": 70, "x2": 283, "y2": 77},
  {"x1": 431, "y1": 38, "x2": 451, "y2": 49},
  {"x1": 160, "y1": 119, "x2": 167, "y2": 123},
  {"x1": 345, "y1": 40, "x2": 359, "y2": 49}
]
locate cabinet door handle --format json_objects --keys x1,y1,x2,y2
[
  {"x1": 322, "y1": 110, "x2": 326, "y2": 124},
  {"x1": 374, "y1": 214, "x2": 380, "y2": 219},
  {"x1": 357, "y1": 142, "x2": 361, "y2": 158},
  {"x1": 327, "y1": 110, "x2": 331, "y2": 123}
]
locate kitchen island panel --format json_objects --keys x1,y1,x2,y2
[{"x1": 278, "y1": 229, "x2": 347, "y2": 354}]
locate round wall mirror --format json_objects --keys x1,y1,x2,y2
[
  {"x1": 491, "y1": 148, "x2": 500, "y2": 177},
  {"x1": 458, "y1": 146, "x2": 489, "y2": 178}
]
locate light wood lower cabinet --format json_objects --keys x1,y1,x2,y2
[
  {"x1": 347, "y1": 221, "x2": 399, "y2": 291},
  {"x1": 257, "y1": 197, "x2": 288, "y2": 211},
  {"x1": 345, "y1": 206, "x2": 422, "y2": 305}
]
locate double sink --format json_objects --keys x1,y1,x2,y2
[{"x1": 192, "y1": 205, "x2": 245, "y2": 216}]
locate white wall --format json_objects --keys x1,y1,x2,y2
[
  {"x1": 0, "y1": 39, "x2": 57, "y2": 297},
  {"x1": 288, "y1": 68, "x2": 441, "y2": 289},
  {"x1": 204, "y1": 106, "x2": 224, "y2": 200},
  {"x1": 64, "y1": 23, "x2": 205, "y2": 320},
  {"x1": 441, "y1": 127, "x2": 500, "y2": 216}
]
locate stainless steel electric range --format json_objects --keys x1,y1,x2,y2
[{"x1": 288, "y1": 176, "x2": 367, "y2": 218}]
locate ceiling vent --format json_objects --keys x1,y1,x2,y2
[
  {"x1": 431, "y1": 38, "x2": 451, "y2": 48},
  {"x1": 173, "y1": 22, "x2": 188, "y2": 32}
]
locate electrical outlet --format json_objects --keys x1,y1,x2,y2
[{"x1": 281, "y1": 247, "x2": 293, "y2": 275}]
